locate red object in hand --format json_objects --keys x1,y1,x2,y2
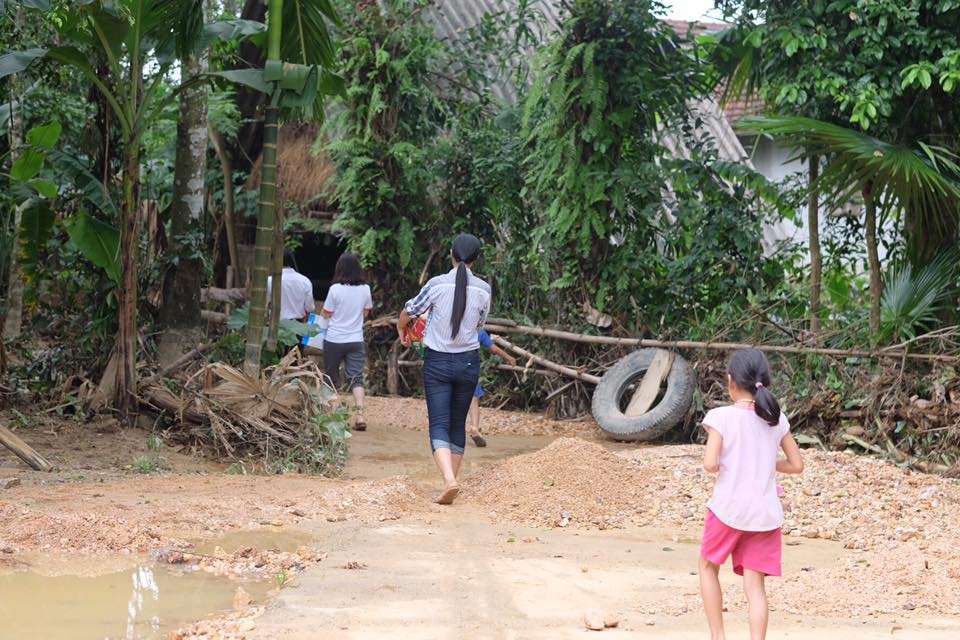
[{"x1": 406, "y1": 316, "x2": 427, "y2": 343}]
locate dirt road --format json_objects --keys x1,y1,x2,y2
[
  {"x1": 242, "y1": 407, "x2": 960, "y2": 639},
  {"x1": 2, "y1": 396, "x2": 960, "y2": 639}
]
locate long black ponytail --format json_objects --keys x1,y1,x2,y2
[
  {"x1": 450, "y1": 234, "x2": 482, "y2": 338},
  {"x1": 729, "y1": 349, "x2": 781, "y2": 426}
]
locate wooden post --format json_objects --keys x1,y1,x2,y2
[
  {"x1": 624, "y1": 350, "x2": 673, "y2": 417},
  {"x1": 387, "y1": 339, "x2": 400, "y2": 395},
  {"x1": 0, "y1": 425, "x2": 53, "y2": 471}
]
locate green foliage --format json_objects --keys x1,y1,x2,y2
[
  {"x1": 325, "y1": 1, "x2": 450, "y2": 273},
  {"x1": 717, "y1": 0, "x2": 960, "y2": 269},
  {"x1": 880, "y1": 251, "x2": 959, "y2": 343},
  {"x1": 62, "y1": 210, "x2": 120, "y2": 284},
  {"x1": 717, "y1": 0, "x2": 960, "y2": 134},
  {"x1": 227, "y1": 302, "x2": 319, "y2": 353},
  {"x1": 519, "y1": 0, "x2": 783, "y2": 327},
  {"x1": 133, "y1": 453, "x2": 167, "y2": 473},
  {"x1": 266, "y1": 408, "x2": 351, "y2": 475}
]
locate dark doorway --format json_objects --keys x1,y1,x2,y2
[{"x1": 294, "y1": 233, "x2": 346, "y2": 302}]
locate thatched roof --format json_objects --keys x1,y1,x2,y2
[{"x1": 245, "y1": 123, "x2": 337, "y2": 211}]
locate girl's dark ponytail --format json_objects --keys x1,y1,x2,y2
[
  {"x1": 449, "y1": 233, "x2": 482, "y2": 339},
  {"x1": 450, "y1": 261, "x2": 468, "y2": 338},
  {"x1": 752, "y1": 381, "x2": 781, "y2": 427},
  {"x1": 729, "y1": 349, "x2": 781, "y2": 427}
]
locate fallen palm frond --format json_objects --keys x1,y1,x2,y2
[{"x1": 141, "y1": 350, "x2": 347, "y2": 469}]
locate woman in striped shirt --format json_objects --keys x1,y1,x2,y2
[{"x1": 397, "y1": 234, "x2": 491, "y2": 504}]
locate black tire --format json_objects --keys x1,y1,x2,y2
[{"x1": 591, "y1": 349, "x2": 695, "y2": 442}]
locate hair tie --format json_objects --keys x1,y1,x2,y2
[{"x1": 755, "y1": 381, "x2": 763, "y2": 389}]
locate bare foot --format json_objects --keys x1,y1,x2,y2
[{"x1": 435, "y1": 483, "x2": 460, "y2": 505}]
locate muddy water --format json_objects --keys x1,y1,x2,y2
[{"x1": 0, "y1": 525, "x2": 313, "y2": 640}]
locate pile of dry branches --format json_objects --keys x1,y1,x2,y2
[{"x1": 141, "y1": 350, "x2": 340, "y2": 458}]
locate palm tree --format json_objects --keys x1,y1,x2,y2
[
  {"x1": 0, "y1": 0, "x2": 213, "y2": 418},
  {"x1": 740, "y1": 115, "x2": 960, "y2": 339},
  {"x1": 213, "y1": 0, "x2": 340, "y2": 376},
  {"x1": 0, "y1": 0, "x2": 261, "y2": 418}
]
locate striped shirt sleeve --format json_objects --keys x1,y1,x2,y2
[{"x1": 404, "y1": 283, "x2": 434, "y2": 316}]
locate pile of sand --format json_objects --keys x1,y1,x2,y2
[{"x1": 463, "y1": 437, "x2": 642, "y2": 528}]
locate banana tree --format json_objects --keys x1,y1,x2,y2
[
  {"x1": 740, "y1": 115, "x2": 960, "y2": 339},
  {"x1": 0, "y1": 0, "x2": 262, "y2": 418},
  {"x1": 210, "y1": 0, "x2": 341, "y2": 376}
]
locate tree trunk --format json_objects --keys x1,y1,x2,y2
[
  {"x1": 266, "y1": 203, "x2": 283, "y2": 351},
  {"x1": 863, "y1": 181, "x2": 881, "y2": 339},
  {"x1": 807, "y1": 155, "x2": 822, "y2": 338},
  {"x1": 3, "y1": 73, "x2": 25, "y2": 341},
  {"x1": 159, "y1": 53, "x2": 209, "y2": 366},
  {"x1": 209, "y1": 127, "x2": 238, "y2": 272}
]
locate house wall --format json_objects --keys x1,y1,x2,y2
[{"x1": 739, "y1": 134, "x2": 892, "y2": 266}]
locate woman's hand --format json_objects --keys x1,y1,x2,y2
[{"x1": 397, "y1": 308, "x2": 413, "y2": 347}]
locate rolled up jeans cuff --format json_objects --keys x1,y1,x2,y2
[{"x1": 431, "y1": 438, "x2": 465, "y2": 455}]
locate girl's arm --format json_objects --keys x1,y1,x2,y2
[
  {"x1": 703, "y1": 427, "x2": 722, "y2": 473},
  {"x1": 490, "y1": 343, "x2": 517, "y2": 367},
  {"x1": 777, "y1": 433, "x2": 804, "y2": 474}
]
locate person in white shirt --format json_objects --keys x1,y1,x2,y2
[
  {"x1": 322, "y1": 253, "x2": 373, "y2": 431},
  {"x1": 266, "y1": 251, "x2": 315, "y2": 321}
]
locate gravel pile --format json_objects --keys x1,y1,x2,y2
[{"x1": 464, "y1": 437, "x2": 641, "y2": 528}]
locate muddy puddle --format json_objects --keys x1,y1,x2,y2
[{"x1": 0, "y1": 528, "x2": 314, "y2": 640}]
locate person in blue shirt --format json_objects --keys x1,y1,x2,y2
[{"x1": 468, "y1": 329, "x2": 517, "y2": 447}]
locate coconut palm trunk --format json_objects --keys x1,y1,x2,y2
[
  {"x1": 116, "y1": 135, "x2": 141, "y2": 418},
  {"x1": 807, "y1": 155, "x2": 821, "y2": 337},
  {"x1": 243, "y1": 0, "x2": 283, "y2": 376}
]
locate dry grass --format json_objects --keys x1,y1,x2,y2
[
  {"x1": 245, "y1": 123, "x2": 337, "y2": 208},
  {"x1": 149, "y1": 350, "x2": 341, "y2": 458}
]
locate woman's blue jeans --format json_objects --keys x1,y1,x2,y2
[{"x1": 423, "y1": 348, "x2": 480, "y2": 455}]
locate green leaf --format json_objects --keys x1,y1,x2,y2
[
  {"x1": 202, "y1": 18, "x2": 266, "y2": 45},
  {"x1": 17, "y1": 199, "x2": 55, "y2": 273},
  {"x1": 0, "y1": 48, "x2": 47, "y2": 78},
  {"x1": 11, "y1": 148, "x2": 44, "y2": 181},
  {"x1": 47, "y1": 149, "x2": 118, "y2": 217},
  {"x1": 209, "y1": 69, "x2": 271, "y2": 94},
  {"x1": 26, "y1": 121, "x2": 61, "y2": 148},
  {"x1": 63, "y1": 210, "x2": 121, "y2": 284},
  {"x1": 28, "y1": 178, "x2": 57, "y2": 198}
]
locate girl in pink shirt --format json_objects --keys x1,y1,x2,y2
[{"x1": 700, "y1": 349, "x2": 804, "y2": 640}]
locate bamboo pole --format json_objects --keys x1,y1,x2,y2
[
  {"x1": 492, "y1": 336, "x2": 602, "y2": 384},
  {"x1": 0, "y1": 425, "x2": 53, "y2": 471},
  {"x1": 483, "y1": 324, "x2": 960, "y2": 364}
]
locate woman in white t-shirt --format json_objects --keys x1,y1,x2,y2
[{"x1": 321, "y1": 253, "x2": 373, "y2": 431}]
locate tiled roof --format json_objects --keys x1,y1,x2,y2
[
  {"x1": 721, "y1": 92, "x2": 765, "y2": 125},
  {"x1": 662, "y1": 19, "x2": 727, "y2": 41}
]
